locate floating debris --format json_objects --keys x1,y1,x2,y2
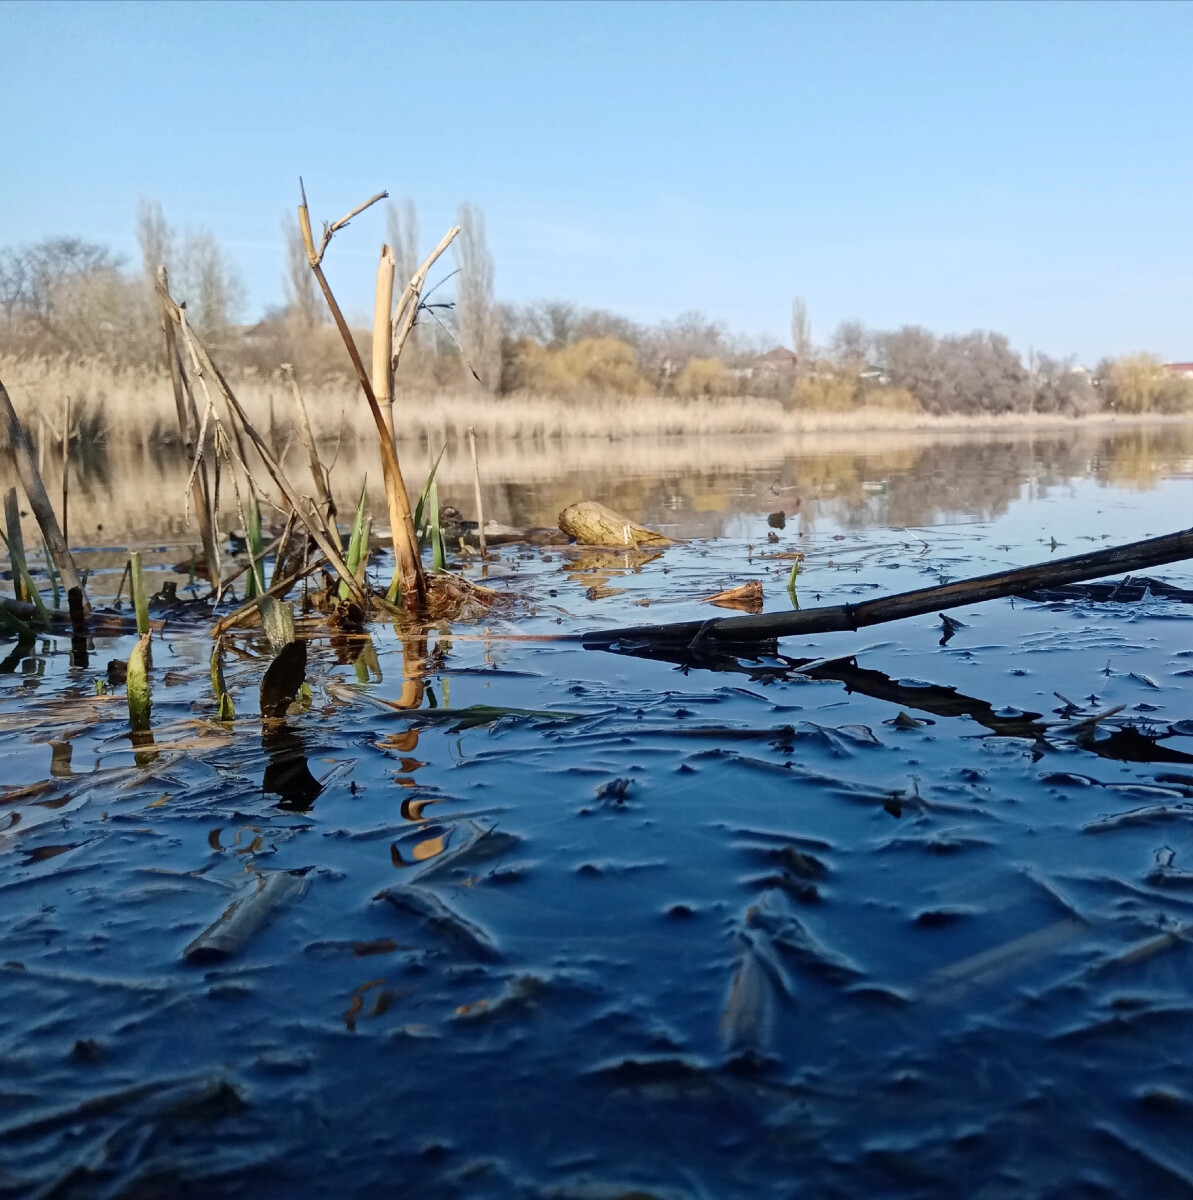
[
  {"x1": 183, "y1": 868, "x2": 310, "y2": 963},
  {"x1": 374, "y1": 884, "x2": 500, "y2": 960}
]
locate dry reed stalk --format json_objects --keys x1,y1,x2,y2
[
  {"x1": 372, "y1": 245, "x2": 396, "y2": 445},
  {"x1": 0, "y1": 376, "x2": 86, "y2": 607},
  {"x1": 298, "y1": 184, "x2": 425, "y2": 608},
  {"x1": 159, "y1": 267, "x2": 220, "y2": 588},
  {"x1": 215, "y1": 529, "x2": 287, "y2": 594},
  {"x1": 159, "y1": 285, "x2": 366, "y2": 605},
  {"x1": 60, "y1": 394, "x2": 69, "y2": 545},
  {"x1": 280, "y1": 363, "x2": 337, "y2": 535},
  {"x1": 468, "y1": 426, "x2": 487, "y2": 558}
]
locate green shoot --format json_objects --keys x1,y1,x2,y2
[
  {"x1": 244, "y1": 495, "x2": 265, "y2": 600},
  {"x1": 428, "y1": 478, "x2": 445, "y2": 573},
  {"x1": 0, "y1": 529, "x2": 50, "y2": 630},
  {"x1": 41, "y1": 537, "x2": 60, "y2": 609},
  {"x1": 340, "y1": 480, "x2": 369, "y2": 601}
]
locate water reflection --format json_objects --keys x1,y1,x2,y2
[
  {"x1": 262, "y1": 724, "x2": 322, "y2": 812},
  {"x1": 9, "y1": 423, "x2": 1193, "y2": 558}
]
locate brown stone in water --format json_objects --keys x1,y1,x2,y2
[{"x1": 558, "y1": 501, "x2": 671, "y2": 548}]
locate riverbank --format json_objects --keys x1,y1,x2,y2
[{"x1": 3, "y1": 356, "x2": 1189, "y2": 449}]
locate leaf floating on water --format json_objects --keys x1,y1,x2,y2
[
  {"x1": 1147, "y1": 845, "x2": 1193, "y2": 889},
  {"x1": 745, "y1": 890, "x2": 863, "y2": 985},
  {"x1": 183, "y1": 867, "x2": 310, "y2": 963},
  {"x1": 454, "y1": 974, "x2": 543, "y2": 1022},
  {"x1": 414, "y1": 821, "x2": 520, "y2": 882},
  {"x1": 1084, "y1": 802, "x2": 1193, "y2": 833},
  {"x1": 374, "y1": 884, "x2": 500, "y2": 961},
  {"x1": 923, "y1": 918, "x2": 1087, "y2": 1003},
  {"x1": 326, "y1": 682, "x2": 576, "y2": 729},
  {"x1": 0, "y1": 1073, "x2": 241, "y2": 1141},
  {"x1": 703, "y1": 581, "x2": 764, "y2": 614},
  {"x1": 720, "y1": 936, "x2": 781, "y2": 1064},
  {"x1": 260, "y1": 641, "x2": 307, "y2": 719}
]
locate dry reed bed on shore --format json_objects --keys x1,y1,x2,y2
[{"x1": 4, "y1": 356, "x2": 1185, "y2": 448}]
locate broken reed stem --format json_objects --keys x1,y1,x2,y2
[
  {"x1": 298, "y1": 186, "x2": 425, "y2": 609},
  {"x1": 282, "y1": 363, "x2": 337, "y2": 538},
  {"x1": 391, "y1": 225, "x2": 461, "y2": 372},
  {"x1": 158, "y1": 266, "x2": 220, "y2": 589},
  {"x1": 60, "y1": 394, "x2": 70, "y2": 545},
  {"x1": 159, "y1": 283, "x2": 366, "y2": 605},
  {"x1": 0, "y1": 376, "x2": 86, "y2": 607},
  {"x1": 468, "y1": 427, "x2": 487, "y2": 559},
  {"x1": 373, "y1": 245, "x2": 396, "y2": 446}
]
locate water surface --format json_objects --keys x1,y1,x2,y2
[{"x1": 3, "y1": 425, "x2": 1193, "y2": 1197}]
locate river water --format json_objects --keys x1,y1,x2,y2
[{"x1": 3, "y1": 423, "x2": 1193, "y2": 1197}]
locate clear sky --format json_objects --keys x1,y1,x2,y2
[{"x1": 5, "y1": 0, "x2": 1193, "y2": 362}]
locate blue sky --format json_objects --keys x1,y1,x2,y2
[{"x1": 5, "y1": 0, "x2": 1193, "y2": 362}]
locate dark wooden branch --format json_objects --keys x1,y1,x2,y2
[{"x1": 583, "y1": 525, "x2": 1193, "y2": 650}]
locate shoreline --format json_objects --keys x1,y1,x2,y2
[
  {"x1": 2, "y1": 357, "x2": 1190, "y2": 451},
  {"x1": 4, "y1": 357, "x2": 1191, "y2": 448}
]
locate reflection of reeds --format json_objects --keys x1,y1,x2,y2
[
  {"x1": 6, "y1": 423, "x2": 1193, "y2": 583},
  {"x1": 7, "y1": 355, "x2": 1190, "y2": 449}
]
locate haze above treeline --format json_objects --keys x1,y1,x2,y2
[{"x1": 2, "y1": 198, "x2": 1191, "y2": 421}]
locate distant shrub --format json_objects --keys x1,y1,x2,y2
[
  {"x1": 1100, "y1": 354, "x2": 1193, "y2": 414},
  {"x1": 791, "y1": 370, "x2": 858, "y2": 411},
  {"x1": 505, "y1": 336, "x2": 648, "y2": 396},
  {"x1": 676, "y1": 357, "x2": 735, "y2": 398}
]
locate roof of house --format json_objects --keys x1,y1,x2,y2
[
  {"x1": 1164, "y1": 362, "x2": 1193, "y2": 372},
  {"x1": 757, "y1": 347, "x2": 798, "y2": 364}
]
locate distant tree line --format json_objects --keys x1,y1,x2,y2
[{"x1": 2, "y1": 203, "x2": 1191, "y2": 416}]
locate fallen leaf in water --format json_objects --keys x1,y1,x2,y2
[{"x1": 703, "y1": 581, "x2": 764, "y2": 613}]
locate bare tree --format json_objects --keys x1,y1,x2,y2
[
  {"x1": 386, "y1": 199, "x2": 421, "y2": 292},
  {"x1": 136, "y1": 200, "x2": 173, "y2": 284},
  {"x1": 282, "y1": 214, "x2": 321, "y2": 329},
  {"x1": 830, "y1": 319, "x2": 872, "y2": 368},
  {"x1": 455, "y1": 203, "x2": 501, "y2": 391},
  {"x1": 0, "y1": 247, "x2": 29, "y2": 324},
  {"x1": 173, "y1": 231, "x2": 245, "y2": 345},
  {"x1": 791, "y1": 297, "x2": 811, "y2": 367}
]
